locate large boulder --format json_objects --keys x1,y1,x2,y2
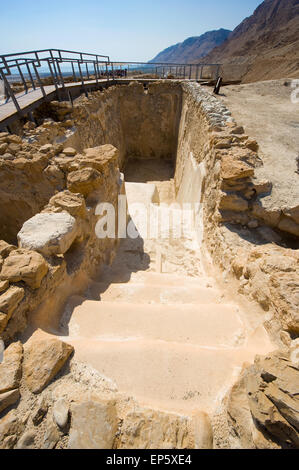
[
  {"x1": 0, "y1": 341, "x2": 23, "y2": 393},
  {"x1": 18, "y1": 212, "x2": 78, "y2": 257},
  {"x1": 23, "y1": 331, "x2": 74, "y2": 393},
  {"x1": 0, "y1": 249, "x2": 48, "y2": 289}
]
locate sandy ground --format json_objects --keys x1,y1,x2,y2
[{"x1": 216, "y1": 79, "x2": 299, "y2": 210}]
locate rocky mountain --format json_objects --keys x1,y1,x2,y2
[
  {"x1": 149, "y1": 29, "x2": 231, "y2": 64},
  {"x1": 202, "y1": 0, "x2": 299, "y2": 82}
]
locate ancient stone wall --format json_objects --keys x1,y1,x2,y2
[
  {"x1": 0, "y1": 145, "x2": 121, "y2": 342},
  {"x1": 0, "y1": 81, "x2": 298, "y2": 449}
]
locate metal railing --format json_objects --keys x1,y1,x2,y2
[
  {"x1": 0, "y1": 49, "x2": 221, "y2": 117},
  {"x1": 0, "y1": 49, "x2": 110, "y2": 113}
]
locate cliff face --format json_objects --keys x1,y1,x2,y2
[
  {"x1": 149, "y1": 29, "x2": 231, "y2": 64},
  {"x1": 202, "y1": 0, "x2": 299, "y2": 82}
]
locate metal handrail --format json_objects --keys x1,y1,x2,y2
[{"x1": 0, "y1": 48, "x2": 111, "y2": 113}]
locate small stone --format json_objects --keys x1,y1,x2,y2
[
  {"x1": 0, "y1": 286, "x2": 25, "y2": 315},
  {"x1": 230, "y1": 126, "x2": 245, "y2": 135},
  {"x1": 42, "y1": 420, "x2": 60, "y2": 449},
  {"x1": 248, "y1": 220, "x2": 259, "y2": 229},
  {"x1": 246, "y1": 139, "x2": 259, "y2": 152},
  {"x1": 0, "y1": 341, "x2": 23, "y2": 393},
  {"x1": 16, "y1": 431, "x2": 35, "y2": 449},
  {"x1": 32, "y1": 397, "x2": 48, "y2": 425},
  {"x1": 0, "y1": 143, "x2": 8, "y2": 155},
  {"x1": 0, "y1": 280, "x2": 9, "y2": 293},
  {"x1": 1, "y1": 153, "x2": 14, "y2": 160},
  {"x1": 62, "y1": 147, "x2": 77, "y2": 157},
  {"x1": 67, "y1": 167, "x2": 102, "y2": 196},
  {"x1": 0, "y1": 240, "x2": 16, "y2": 258},
  {"x1": 40, "y1": 144, "x2": 54, "y2": 154},
  {"x1": 0, "y1": 389, "x2": 20, "y2": 413},
  {"x1": 53, "y1": 398, "x2": 69, "y2": 429}
]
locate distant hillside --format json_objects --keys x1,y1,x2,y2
[
  {"x1": 149, "y1": 29, "x2": 231, "y2": 64},
  {"x1": 202, "y1": 0, "x2": 299, "y2": 82}
]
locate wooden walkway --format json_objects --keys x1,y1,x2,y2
[{"x1": 0, "y1": 79, "x2": 113, "y2": 129}]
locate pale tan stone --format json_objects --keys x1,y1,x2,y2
[
  {"x1": 23, "y1": 331, "x2": 74, "y2": 393},
  {"x1": 67, "y1": 167, "x2": 102, "y2": 196},
  {"x1": 0, "y1": 389, "x2": 20, "y2": 413},
  {"x1": 68, "y1": 398, "x2": 118, "y2": 449},
  {"x1": 0, "y1": 341, "x2": 23, "y2": 393},
  {"x1": 0, "y1": 250, "x2": 48, "y2": 289},
  {"x1": 0, "y1": 286, "x2": 24, "y2": 315}
]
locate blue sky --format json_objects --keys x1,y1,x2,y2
[{"x1": 1, "y1": 0, "x2": 262, "y2": 61}]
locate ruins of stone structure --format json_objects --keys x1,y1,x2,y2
[{"x1": 0, "y1": 81, "x2": 298, "y2": 449}]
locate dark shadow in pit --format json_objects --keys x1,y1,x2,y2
[
  {"x1": 124, "y1": 157, "x2": 174, "y2": 183},
  {"x1": 57, "y1": 216, "x2": 150, "y2": 336}
]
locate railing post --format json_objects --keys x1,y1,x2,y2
[
  {"x1": 26, "y1": 62, "x2": 36, "y2": 90},
  {"x1": 0, "y1": 69, "x2": 22, "y2": 114},
  {"x1": 32, "y1": 63, "x2": 46, "y2": 98},
  {"x1": 16, "y1": 60, "x2": 28, "y2": 93}
]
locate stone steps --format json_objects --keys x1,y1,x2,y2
[
  {"x1": 86, "y1": 280, "x2": 222, "y2": 305},
  {"x1": 62, "y1": 299, "x2": 245, "y2": 348}
]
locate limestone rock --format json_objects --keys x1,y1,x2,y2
[
  {"x1": 0, "y1": 341, "x2": 23, "y2": 393},
  {"x1": 47, "y1": 190, "x2": 86, "y2": 218},
  {"x1": 278, "y1": 216, "x2": 299, "y2": 237},
  {"x1": 68, "y1": 398, "x2": 118, "y2": 449},
  {"x1": 246, "y1": 352, "x2": 299, "y2": 448},
  {"x1": 0, "y1": 280, "x2": 8, "y2": 293},
  {"x1": 42, "y1": 420, "x2": 60, "y2": 449},
  {"x1": 39, "y1": 144, "x2": 54, "y2": 154},
  {"x1": 0, "y1": 313, "x2": 8, "y2": 333},
  {"x1": 53, "y1": 398, "x2": 69, "y2": 429},
  {"x1": 283, "y1": 205, "x2": 299, "y2": 224},
  {"x1": 16, "y1": 431, "x2": 36, "y2": 449},
  {"x1": 117, "y1": 408, "x2": 194, "y2": 449},
  {"x1": 221, "y1": 156, "x2": 254, "y2": 181},
  {"x1": 18, "y1": 212, "x2": 78, "y2": 257},
  {"x1": 0, "y1": 286, "x2": 24, "y2": 316},
  {"x1": 23, "y1": 331, "x2": 74, "y2": 394},
  {"x1": 0, "y1": 389, "x2": 20, "y2": 413},
  {"x1": 32, "y1": 397, "x2": 48, "y2": 426},
  {"x1": 0, "y1": 241, "x2": 16, "y2": 259},
  {"x1": 83, "y1": 144, "x2": 119, "y2": 162},
  {"x1": 62, "y1": 147, "x2": 77, "y2": 157},
  {"x1": 0, "y1": 249, "x2": 48, "y2": 289},
  {"x1": 0, "y1": 410, "x2": 24, "y2": 449},
  {"x1": 67, "y1": 167, "x2": 102, "y2": 196},
  {"x1": 219, "y1": 193, "x2": 248, "y2": 212},
  {"x1": 245, "y1": 139, "x2": 259, "y2": 152}
]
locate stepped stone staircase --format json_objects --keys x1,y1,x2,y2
[{"x1": 57, "y1": 178, "x2": 273, "y2": 415}]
